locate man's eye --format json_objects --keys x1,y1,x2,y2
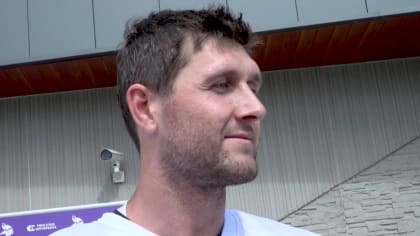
[{"x1": 212, "y1": 81, "x2": 231, "y2": 92}]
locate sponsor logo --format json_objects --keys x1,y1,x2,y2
[
  {"x1": 26, "y1": 225, "x2": 35, "y2": 232},
  {"x1": 0, "y1": 223, "x2": 13, "y2": 236},
  {"x1": 25, "y1": 223, "x2": 57, "y2": 232},
  {"x1": 72, "y1": 215, "x2": 84, "y2": 225}
]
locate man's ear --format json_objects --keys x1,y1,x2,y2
[{"x1": 126, "y1": 84, "x2": 159, "y2": 134}]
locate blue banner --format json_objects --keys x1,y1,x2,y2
[{"x1": 0, "y1": 202, "x2": 123, "y2": 236}]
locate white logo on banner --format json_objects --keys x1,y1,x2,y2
[
  {"x1": 72, "y1": 215, "x2": 84, "y2": 225},
  {"x1": 25, "y1": 223, "x2": 57, "y2": 232},
  {"x1": 26, "y1": 225, "x2": 35, "y2": 232},
  {"x1": 0, "y1": 223, "x2": 14, "y2": 236}
]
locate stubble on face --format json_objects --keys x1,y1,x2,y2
[{"x1": 159, "y1": 97, "x2": 258, "y2": 190}]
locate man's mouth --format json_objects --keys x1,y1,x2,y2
[{"x1": 224, "y1": 133, "x2": 254, "y2": 142}]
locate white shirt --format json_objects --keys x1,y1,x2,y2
[{"x1": 50, "y1": 204, "x2": 319, "y2": 236}]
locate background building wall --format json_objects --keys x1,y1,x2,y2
[
  {"x1": 1, "y1": 57, "x2": 420, "y2": 221},
  {"x1": 283, "y1": 136, "x2": 420, "y2": 235},
  {"x1": 4, "y1": 0, "x2": 420, "y2": 65},
  {"x1": 234, "y1": 57, "x2": 420, "y2": 219}
]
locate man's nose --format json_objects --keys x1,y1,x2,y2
[{"x1": 234, "y1": 86, "x2": 266, "y2": 121}]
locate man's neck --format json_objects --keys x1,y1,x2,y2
[{"x1": 126, "y1": 163, "x2": 226, "y2": 236}]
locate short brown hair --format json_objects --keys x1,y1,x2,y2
[{"x1": 117, "y1": 6, "x2": 259, "y2": 151}]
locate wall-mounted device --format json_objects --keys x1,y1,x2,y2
[{"x1": 100, "y1": 148, "x2": 125, "y2": 184}]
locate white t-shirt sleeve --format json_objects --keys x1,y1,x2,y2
[{"x1": 222, "y1": 210, "x2": 320, "y2": 236}]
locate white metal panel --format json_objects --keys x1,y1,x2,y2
[
  {"x1": 297, "y1": 0, "x2": 367, "y2": 25},
  {"x1": 159, "y1": 0, "x2": 226, "y2": 10},
  {"x1": 23, "y1": 89, "x2": 139, "y2": 209},
  {"x1": 93, "y1": 0, "x2": 159, "y2": 50},
  {"x1": 227, "y1": 0, "x2": 298, "y2": 32},
  {"x1": 28, "y1": 0, "x2": 95, "y2": 58},
  {"x1": 367, "y1": 0, "x2": 420, "y2": 15},
  {"x1": 0, "y1": 99, "x2": 30, "y2": 212},
  {"x1": 406, "y1": 60, "x2": 420, "y2": 130},
  {"x1": 0, "y1": 0, "x2": 29, "y2": 63}
]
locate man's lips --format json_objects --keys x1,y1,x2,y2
[{"x1": 224, "y1": 133, "x2": 254, "y2": 142}]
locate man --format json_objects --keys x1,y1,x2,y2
[{"x1": 52, "y1": 6, "x2": 318, "y2": 236}]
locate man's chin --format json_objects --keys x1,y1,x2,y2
[
  {"x1": 227, "y1": 172, "x2": 257, "y2": 186},
  {"x1": 217, "y1": 162, "x2": 258, "y2": 187}
]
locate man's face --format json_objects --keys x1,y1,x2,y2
[{"x1": 158, "y1": 39, "x2": 266, "y2": 189}]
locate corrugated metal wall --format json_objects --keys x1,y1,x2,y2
[
  {"x1": 0, "y1": 89, "x2": 139, "y2": 212},
  {"x1": 228, "y1": 57, "x2": 420, "y2": 219},
  {"x1": 1, "y1": 57, "x2": 419, "y2": 220}
]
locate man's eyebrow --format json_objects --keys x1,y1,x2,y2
[
  {"x1": 204, "y1": 69, "x2": 236, "y2": 82},
  {"x1": 204, "y1": 69, "x2": 263, "y2": 87}
]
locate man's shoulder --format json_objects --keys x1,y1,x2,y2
[
  {"x1": 224, "y1": 209, "x2": 319, "y2": 236},
  {"x1": 49, "y1": 221, "x2": 106, "y2": 236},
  {"x1": 49, "y1": 211, "x2": 156, "y2": 236}
]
